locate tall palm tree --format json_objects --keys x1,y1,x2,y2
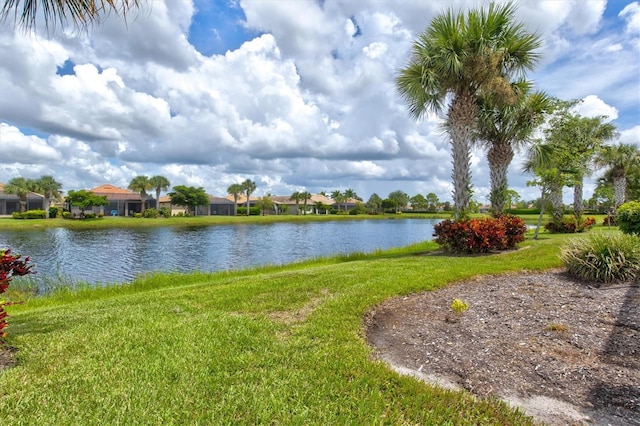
[
  {"x1": 545, "y1": 113, "x2": 616, "y2": 222},
  {"x1": 128, "y1": 175, "x2": 152, "y2": 214},
  {"x1": 4, "y1": 177, "x2": 36, "y2": 213},
  {"x1": 149, "y1": 175, "x2": 170, "y2": 210},
  {"x1": 241, "y1": 179, "x2": 256, "y2": 216},
  {"x1": 1, "y1": 0, "x2": 140, "y2": 31},
  {"x1": 522, "y1": 143, "x2": 560, "y2": 239},
  {"x1": 290, "y1": 191, "x2": 302, "y2": 215},
  {"x1": 227, "y1": 183, "x2": 244, "y2": 216},
  {"x1": 34, "y1": 175, "x2": 62, "y2": 218},
  {"x1": 595, "y1": 143, "x2": 640, "y2": 208},
  {"x1": 300, "y1": 191, "x2": 312, "y2": 215},
  {"x1": 396, "y1": 2, "x2": 541, "y2": 219},
  {"x1": 476, "y1": 82, "x2": 552, "y2": 216}
]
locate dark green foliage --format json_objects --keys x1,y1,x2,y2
[
  {"x1": 433, "y1": 215, "x2": 527, "y2": 254},
  {"x1": 617, "y1": 201, "x2": 640, "y2": 236},
  {"x1": 143, "y1": 208, "x2": 159, "y2": 218},
  {"x1": 544, "y1": 217, "x2": 596, "y2": 233},
  {"x1": 561, "y1": 233, "x2": 640, "y2": 283},
  {"x1": 48, "y1": 207, "x2": 59, "y2": 218},
  {"x1": 159, "y1": 207, "x2": 171, "y2": 218}
]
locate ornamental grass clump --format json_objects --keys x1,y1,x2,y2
[{"x1": 560, "y1": 232, "x2": 640, "y2": 284}]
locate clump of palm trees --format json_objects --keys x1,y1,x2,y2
[
  {"x1": 3, "y1": 175, "x2": 62, "y2": 217},
  {"x1": 397, "y1": 2, "x2": 542, "y2": 220}
]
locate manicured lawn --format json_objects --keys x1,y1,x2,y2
[{"x1": 0, "y1": 233, "x2": 578, "y2": 425}]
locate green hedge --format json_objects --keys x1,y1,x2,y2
[{"x1": 11, "y1": 209, "x2": 47, "y2": 219}]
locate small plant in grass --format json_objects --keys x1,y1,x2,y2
[
  {"x1": 560, "y1": 232, "x2": 640, "y2": 284},
  {"x1": 451, "y1": 298, "x2": 469, "y2": 313},
  {"x1": 617, "y1": 201, "x2": 640, "y2": 236},
  {"x1": 1, "y1": 249, "x2": 35, "y2": 339}
]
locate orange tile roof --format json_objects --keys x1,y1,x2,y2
[{"x1": 90, "y1": 184, "x2": 138, "y2": 195}]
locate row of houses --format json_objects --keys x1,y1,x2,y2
[{"x1": 0, "y1": 183, "x2": 359, "y2": 216}]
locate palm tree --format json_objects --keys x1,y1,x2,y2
[
  {"x1": 522, "y1": 143, "x2": 559, "y2": 239},
  {"x1": 476, "y1": 82, "x2": 552, "y2": 216},
  {"x1": 331, "y1": 190, "x2": 345, "y2": 212},
  {"x1": 545, "y1": 113, "x2": 616, "y2": 222},
  {"x1": 595, "y1": 143, "x2": 640, "y2": 208},
  {"x1": 4, "y1": 177, "x2": 36, "y2": 213},
  {"x1": 300, "y1": 191, "x2": 312, "y2": 215},
  {"x1": 396, "y1": 2, "x2": 541, "y2": 219},
  {"x1": 128, "y1": 175, "x2": 152, "y2": 214},
  {"x1": 34, "y1": 175, "x2": 62, "y2": 218},
  {"x1": 1, "y1": 0, "x2": 140, "y2": 31},
  {"x1": 227, "y1": 183, "x2": 244, "y2": 216},
  {"x1": 149, "y1": 175, "x2": 170, "y2": 210},
  {"x1": 289, "y1": 191, "x2": 302, "y2": 215},
  {"x1": 241, "y1": 179, "x2": 256, "y2": 216}
]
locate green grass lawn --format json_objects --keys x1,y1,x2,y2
[{"x1": 0, "y1": 232, "x2": 581, "y2": 425}]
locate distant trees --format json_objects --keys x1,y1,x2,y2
[
  {"x1": 3, "y1": 177, "x2": 35, "y2": 213},
  {"x1": 128, "y1": 176, "x2": 153, "y2": 215},
  {"x1": 594, "y1": 143, "x2": 640, "y2": 208},
  {"x1": 66, "y1": 189, "x2": 108, "y2": 215},
  {"x1": 227, "y1": 183, "x2": 244, "y2": 216},
  {"x1": 149, "y1": 175, "x2": 170, "y2": 210},
  {"x1": 300, "y1": 191, "x2": 312, "y2": 215},
  {"x1": 256, "y1": 195, "x2": 274, "y2": 216},
  {"x1": 409, "y1": 194, "x2": 428, "y2": 211},
  {"x1": 426, "y1": 193, "x2": 440, "y2": 212},
  {"x1": 241, "y1": 179, "x2": 256, "y2": 216},
  {"x1": 168, "y1": 186, "x2": 209, "y2": 215},
  {"x1": 290, "y1": 191, "x2": 303, "y2": 215},
  {"x1": 387, "y1": 190, "x2": 409, "y2": 213},
  {"x1": 34, "y1": 176, "x2": 62, "y2": 218},
  {"x1": 366, "y1": 193, "x2": 383, "y2": 214}
]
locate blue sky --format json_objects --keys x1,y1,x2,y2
[{"x1": 1, "y1": 0, "x2": 639, "y2": 204}]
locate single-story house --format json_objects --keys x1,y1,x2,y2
[
  {"x1": 86, "y1": 184, "x2": 154, "y2": 216},
  {"x1": 0, "y1": 182, "x2": 44, "y2": 215},
  {"x1": 159, "y1": 195, "x2": 236, "y2": 216},
  {"x1": 270, "y1": 194, "x2": 336, "y2": 215}
]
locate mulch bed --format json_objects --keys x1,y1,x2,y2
[{"x1": 365, "y1": 270, "x2": 639, "y2": 425}]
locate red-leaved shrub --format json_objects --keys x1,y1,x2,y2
[
  {"x1": 1, "y1": 249, "x2": 34, "y2": 339},
  {"x1": 433, "y1": 215, "x2": 527, "y2": 254}
]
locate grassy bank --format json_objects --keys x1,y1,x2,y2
[
  {"x1": 0, "y1": 234, "x2": 575, "y2": 425},
  {"x1": 0, "y1": 212, "x2": 450, "y2": 231}
]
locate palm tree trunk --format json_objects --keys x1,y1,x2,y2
[
  {"x1": 487, "y1": 140, "x2": 513, "y2": 217},
  {"x1": 550, "y1": 182, "x2": 564, "y2": 225},
  {"x1": 156, "y1": 190, "x2": 161, "y2": 210},
  {"x1": 613, "y1": 175, "x2": 626, "y2": 208},
  {"x1": 448, "y1": 93, "x2": 475, "y2": 220},
  {"x1": 533, "y1": 188, "x2": 547, "y2": 240},
  {"x1": 573, "y1": 179, "x2": 583, "y2": 224},
  {"x1": 44, "y1": 196, "x2": 51, "y2": 219}
]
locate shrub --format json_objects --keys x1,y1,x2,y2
[
  {"x1": 545, "y1": 217, "x2": 596, "y2": 234},
  {"x1": 603, "y1": 215, "x2": 616, "y2": 226},
  {"x1": 11, "y1": 210, "x2": 47, "y2": 219},
  {"x1": 62, "y1": 211, "x2": 72, "y2": 219},
  {"x1": 133, "y1": 213, "x2": 142, "y2": 218},
  {"x1": 1, "y1": 249, "x2": 35, "y2": 339},
  {"x1": 159, "y1": 207, "x2": 171, "y2": 218},
  {"x1": 143, "y1": 208, "x2": 159, "y2": 219},
  {"x1": 433, "y1": 215, "x2": 526, "y2": 254},
  {"x1": 83, "y1": 213, "x2": 97, "y2": 219},
  {"x1": 48, "y1": 207, "x2": 59, "y2": 218},
  {"x1": 561, "y1": 232, "x2": 640, "y2": 284},
  {"x1": 617, "y1": 201, "x2": 640, "y2": 236}
]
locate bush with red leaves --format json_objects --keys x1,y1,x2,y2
[
  {"x1": 433, "y1": 215, "x2": 527, "y2": 254},
  {"x1": 1, "y1": 249, "x2": 34, "y2": 339}
]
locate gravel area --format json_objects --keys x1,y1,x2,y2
[{"x1": 365, "y1": 270, "x2": 639, "y2": 425}]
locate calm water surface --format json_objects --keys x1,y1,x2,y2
[{"x1": 0, "y1": 219, "x2": 439, "y2": 286}]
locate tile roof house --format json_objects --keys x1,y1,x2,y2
[
  {"x1": 89, "y1": 184, "x2": 154, "y2": 216},
  {"x1": 159, "y1": 194, "x2": 235, "y2": 216},
  {"x1": 270, "y1": 194, "x2": 335, "y2": 215},
  {"x1": 0, "y1": 182, "x2": 44, "y2": 215}
]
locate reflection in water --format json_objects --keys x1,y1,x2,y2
[{"x1": 0, "y1": 219, "x2": 438, "y2": 286}]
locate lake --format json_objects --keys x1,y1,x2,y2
[{"x1": 0, "y1": 219, "x2": 440, "y2": 287}]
